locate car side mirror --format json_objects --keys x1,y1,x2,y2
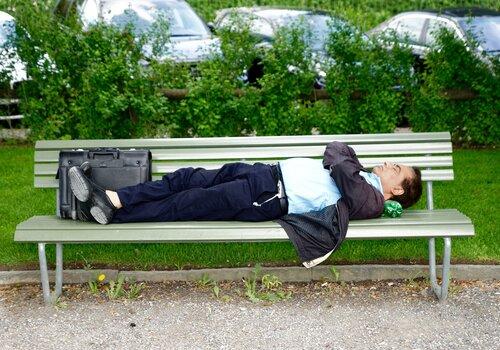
[
  {"x1": 53, "y1": 0, "x2": 78, "y2": 18},
  {"x1": 207, "y1": 22, "x2": 216, "y2": 34}
]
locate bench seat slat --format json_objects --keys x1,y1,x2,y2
[
  {"x1": 34, "y1": 142, "x2": 452, "y2": 163},
  {"x1": 33, "y1": 168, "x2": 454, "y2": 188},
  {"x1": 14, "y1": 210, "x2": 474, "y2": 243},
  {"x1": 34, "y1": 132, "x2": 452, "y2": 150}
]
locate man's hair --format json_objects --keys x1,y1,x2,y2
[{"x1": 392, "y1": 167, "x2": 422, "y2": 209}]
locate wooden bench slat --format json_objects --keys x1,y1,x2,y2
[
  {"x1": 34, "y1": 142, "x2": 453, "y2": 163},
  {"x1": 34, "y1": 132, "x2": 452, "y2": 150},
  {"x1": 14, "y1": 210, "x2": 474, "y2": 243},
  {"x1": 16, "y1": 209, "x2": 469, "y2": 229},
  {"x1": 34, "y1": 155, "x2": 454, "y2": 176},
  {"x1": 33, "y1": 168, "x2": 455, "y2": 188}
]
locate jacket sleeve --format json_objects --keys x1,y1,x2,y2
[
  {"x1": 323, "y1": 142, "x2": 384, "y2": 220},
  {"x1": 323, "y1": 141, "x2": 360, "y2": 169}
]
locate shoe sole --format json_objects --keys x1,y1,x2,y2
[
  {"x1": 90, "y1": 206, "x2": 111, "y2": 225},
  {"x1": 69, "y1": 166, "x2": 91, "y2": 202}
]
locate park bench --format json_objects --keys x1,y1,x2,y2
[{"x1": 14, "y1": 131, "x2": 474, "y2": 304}]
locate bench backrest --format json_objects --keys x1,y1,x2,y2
[{"x1": 34, "y1": 132, "x2": 453, "y2": 203}]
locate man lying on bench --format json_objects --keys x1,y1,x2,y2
[{"x1": 68, "y1": 141, "x2": 422, "y2": 268}]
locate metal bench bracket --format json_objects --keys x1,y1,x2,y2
[
  {"x1": 38, "y1": 243, "x2": 63, "y2": 304},
  {"x1": 428, "y1": 237, "x2": 451, "y2": 301},
  {"x1": 426, "y1": 179, "x2": 451, "y2": 301}
]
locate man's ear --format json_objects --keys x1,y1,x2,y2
[{"x1": 391, "y1": 186, "x2": 404, "y2": 196}]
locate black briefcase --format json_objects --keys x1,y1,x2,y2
[{"x1": 56, "y1": 148, "x2": 152, "y2": 220}]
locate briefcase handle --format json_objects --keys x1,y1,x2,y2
[{"x1": 88, "y1": 148, "x2": 120, "y2": 159}]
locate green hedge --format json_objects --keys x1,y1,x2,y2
[
  {"x1": 1, "y1": 1, "x2": 498, "y2": 145},
  {"x1": 409, "y1": 29, "x2": 500, "y2": 145}
]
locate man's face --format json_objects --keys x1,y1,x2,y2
[{"x1": 372, "y1": 162, "x2": 414, "y2": 197}]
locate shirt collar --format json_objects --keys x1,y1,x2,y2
[{"x1": 359, "y1": 171, "x2": 384, "y2": 194}]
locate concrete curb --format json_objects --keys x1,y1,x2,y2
[
  {"x1": 0, "y1": 265, "x2": 498, "y2": 285},
  {"x1": 0, "y1": 269, "x2": 119, "y2": 285}
]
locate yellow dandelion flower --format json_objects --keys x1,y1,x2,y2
[{"x1": 97, "y1": 274, "x2": 106, "y2": 282}]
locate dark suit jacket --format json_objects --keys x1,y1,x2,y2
[{"x1": 276, "y1": 142, "x2": 384, "y2": 265}]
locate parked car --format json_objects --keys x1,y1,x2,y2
[
  {"x1": 54, "y1": 0, "x2": 221, "y2": 63},
  {"x1": 367, "y1": 7, "x2": 500, "y2": 71},
  {"x1": 0, "y1": 11, "x2": 27, "y2": 90},
  {"x1": 213, "y1": 7, "x2": 356, "y2": 87}
]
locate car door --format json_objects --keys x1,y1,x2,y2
[
  {"x1": 387, "y1": 14, "x2": 429, "y2": 72},
  {"x1": 392, "y1": 14, "x2": 428, "y2": 54},
  {"x1": 423, "y1": 16, "x2": 465, "y2": 48}
]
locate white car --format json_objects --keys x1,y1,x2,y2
[
  {"x1": 0, "y1": 11, "x2": 27, "y2": 89},
  {"x1": 368, "y1": 8, "x2": 500, "y2": 71}
]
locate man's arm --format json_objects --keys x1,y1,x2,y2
[
  {"x1": 323, "y1": 142, "x2": 384, "y2": 219},
  {"x1": 323, "y1": 141, "x2": 361, "y2": 169}
]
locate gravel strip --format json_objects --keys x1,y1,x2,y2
[{"x1": 1, "y1": 279, "x2": 499, "y2": 350}]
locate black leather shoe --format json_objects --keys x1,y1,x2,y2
[
  {"x1": 69, "y1": 166, "x2": 92, "y2": 202},
  {"x1": 89, "y1": 191, "x2": 116, "y2": 225},
  {"x1": 69, "y1": 166, "x2": 116, "y2": 224},
  {"x1": 76, "y1": 200, "x2": 95, "y2": 222}
]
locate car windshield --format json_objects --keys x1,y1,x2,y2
[
  {"x1": 263, "y1": 12, "x2": 344, "y2": 52},
  {"x1": 0, "y1": 19, "x2": 15, "y2": 44},
  {"x1": 458, "y1": 16, "x2": 500, "y2": 52},
  {"x1": 82, "y1": 0, "x2": 210, "y2": 37}
]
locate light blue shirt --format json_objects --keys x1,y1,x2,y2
[{"x1": 279, "y1": 158, "x2": 383, "y2": 214}]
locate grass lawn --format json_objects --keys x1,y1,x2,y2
[{"x1": 0, "y1": 143, "x2": 498, "y2": 270}]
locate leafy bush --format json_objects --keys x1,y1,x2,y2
[
  {"x1": 170, "y1": 16, "x2": 260, "y2": 137},
  {"x1": 408, "y1": 28, "x2": 499, "y2": 145},
  {"x1": 0, "y1": 1, "x2": 498, "y2": 145},
  {"x1": 254, "y1": 22, "x2": 317, "y2": 135},
  {"x1": 324, "y1": 24, "x2": 415, "y2": 134},
  {"x1": 8, "y1": 2, "x2": 168, "y2": 140},
  {"x1": 167, "y1": 16, "x2": 321, "y2": 137}
]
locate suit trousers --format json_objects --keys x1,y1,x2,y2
[{"x1": 112, "y1": 162, "x2": 285, "y2": 223}]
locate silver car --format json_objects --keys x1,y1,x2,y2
[
  {"x1": 55, "y1": 0, "x2": 221, "y2": 63},
  {"x1": 214, "y1": 7, "x2": 354, "y2": 87},
  {"x1": 368, "y1": 8, "x2": 500, "y2": 70}
]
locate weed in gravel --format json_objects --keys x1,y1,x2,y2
[
  {"x1": 88, "y1": 273, "x2": 107, "y2": 295},
  {"x1": 53, "y1": 297, "x2": 68, "y2": 309},
  {"x1": 88, "y1": 280, "x2": 99, "y2": 295},
  {"x1": 212, "y1": 284, "x2": 220, "y2": 298},
  {"x1": 106, "y1": 275, "x2": 126, "y2": 300},
  {"x1": 125, "y1": 281, "x2": 144, "y2": 300},
  {"x1": 196, "y1": 273, "x2": 232, "y2": 301},
  {"x1": 242, "y1": 264, "x2": 292, "y2": 303},
  {"x1": 220, "y1": 295, "x2": 232, "y2": 302},
  {"x1": 197, "y1": 273, "x2": 216, "y2": 287},
  {"x1": 262, "y1": 274, "x2": 282, "y2": 290},
  {"x1": 329, "y1": 266, "x2": 340, "y2": 282}
]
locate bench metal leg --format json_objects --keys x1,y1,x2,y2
[
  {"x1": 38, "y1": 243, "x2": 51, "y2": 304},
  {"x1": 428, "y1": 237, "x2": 451, "y2": 301},
  {"x1": 55, "y1": 243, "x2": 63, "y2": 297},
  {"x1": 37, "y1": 243, "x2": 64, "y2": 305}
]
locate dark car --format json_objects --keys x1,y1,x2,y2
[
  {"x1": 368, "y1": 7, "x2": 500, "y2": 71},
  {"x1": 54, "y1": 0, "x2": 221, "y2": 63},
  {"x1": 214, "y1": 7, "x2": 355, "y2": 87}
]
